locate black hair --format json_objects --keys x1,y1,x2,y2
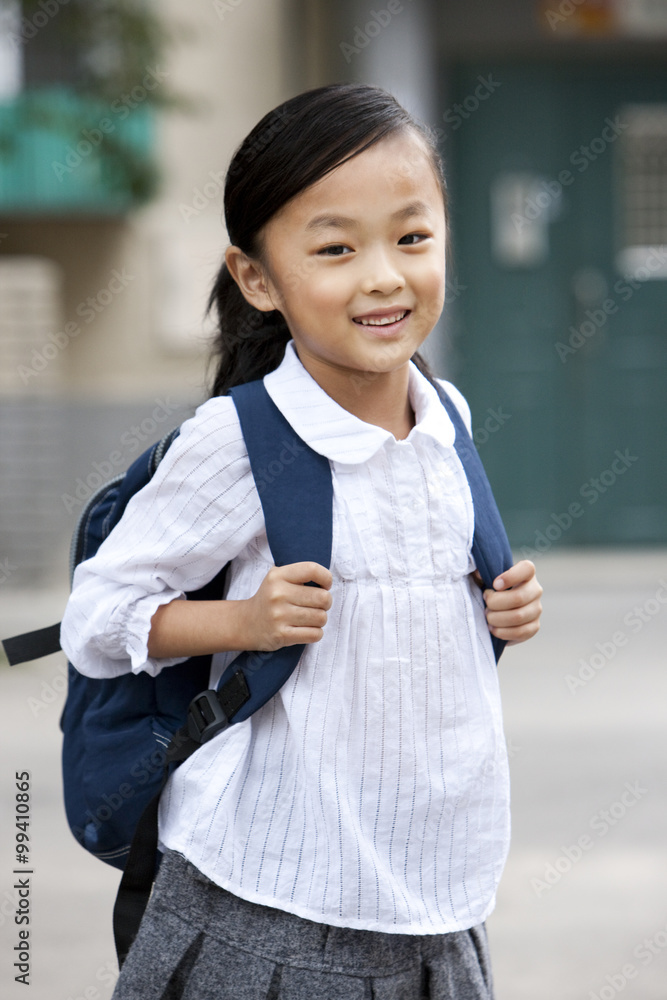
[{"x1": 207, "y1": 83, "x2": 448, "y2": 396}]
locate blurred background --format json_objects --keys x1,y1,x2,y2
[{"x1": 0, "y1": 1, "x2": 666, "y2": 998}]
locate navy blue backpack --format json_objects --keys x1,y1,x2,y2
[{"x1": 2, "y1": 376, "x2": 512, "y2": 967}]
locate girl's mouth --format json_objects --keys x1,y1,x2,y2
[{"x1": 352, "y1": 309, "x2": 410, "y2": 329}]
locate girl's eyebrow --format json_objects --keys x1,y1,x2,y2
[
  {"x1": 305, "y1": 213, "x2": 357, "y2": 233},
  {"x1": 305, "y1": 200, "x2": 431, "y2": 234}
]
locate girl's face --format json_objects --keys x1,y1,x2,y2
[{"x1": 235, "y1": 129, "x2": 447, "y2": 384}]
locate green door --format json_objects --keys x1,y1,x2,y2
[{"x1": 448, "y1": 60, "x2": 667, "y2": 550}]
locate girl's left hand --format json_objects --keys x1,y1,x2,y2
[{"x1": 472, "y1": 560, "x2": 543, "y2": 645}]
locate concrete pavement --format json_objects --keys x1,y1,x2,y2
[
  {"x1": 488, "y1": 549, "x2": 667, "y2": 1000},
  {"x1": 1, "y1": 549, "x2": 666, "y2": 999}
]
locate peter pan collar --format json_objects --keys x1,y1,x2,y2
[{"x1": 263, "y1": 340, "x2": 457, "y2": 465}]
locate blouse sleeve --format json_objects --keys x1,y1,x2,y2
[{"x1": 60, "y1": 396, "x2": 264, "y2": 679}]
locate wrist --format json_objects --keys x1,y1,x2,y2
[
  {"x1": 148, "y1": 597, "x2": 255, "y2": 659},
  {"x1": 220, "y1": 598, "x2": 253, "y2": 651}
]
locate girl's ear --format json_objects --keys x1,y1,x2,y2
[{"x1": 225, "y1": 245, "x2": 276, "y2": 312}]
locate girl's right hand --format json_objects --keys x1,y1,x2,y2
[{"x1": 239, "y1": 561, "x2": 333, "y2": 651}]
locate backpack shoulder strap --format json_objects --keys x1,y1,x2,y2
[
  {"x1": 433, "y1": 381, "x2": 514, "y2": 662},
  {"x1": 211, "y1": 380, "x2": 333, "y2": 722},
  {"x1": 230, "y1": 379, "x2": 332, "y2": 567}
]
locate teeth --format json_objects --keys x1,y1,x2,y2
[{"x1": 357, "y1": 311, "x2": 407, "y2": 327}]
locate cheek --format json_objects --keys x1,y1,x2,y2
[
  {"x1": 417, "y1": 262, "x2": 446, "y2": 317},
  {"x1": 302, "y1": 270, "x2": 350, "y2": 314}
]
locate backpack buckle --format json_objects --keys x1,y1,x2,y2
[{"x1": 186, "y1": 690, "x2": 229, "y2": 744}]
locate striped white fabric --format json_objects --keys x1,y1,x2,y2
[{"x1": 61, "y1": 340, "x2": 510, "y2": 935}]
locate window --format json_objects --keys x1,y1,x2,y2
[{"x1": 616, "y1": 104, "x2": 667, "y2": 279}]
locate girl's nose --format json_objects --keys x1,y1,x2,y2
[{"x1": 359, "y1": 249, "x2": 405, "y2": 296}]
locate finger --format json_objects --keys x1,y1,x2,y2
[
  {"x1": 278, "y1": 561, "x2": 333, "y2": 590},
  {"x1": 492, "y1": 559, "x2": 536, "y2": 591},
  {"x1": 488, "y1": 616, "x2": 541, "y2": 644},
  {"x1": 486, "y1": 596, "x2": 543, "y2": 631},
  {"x1": 283, "y1": 580, "x2": 333, "y2": 611},
  {"x1": 488, "y1": 600, "x2": 542, "y2": 636},
  {"x1": 280, "y1": 625, "x2": 326, "y2": 646},
  {"x1": 282, "y1": 601, "x2": 329, "y2": 627},
  {"x1": 484, "y1": 578, "x2": 543, "y2": 612}
]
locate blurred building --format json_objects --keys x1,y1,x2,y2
[{"x1": 1, "y1": 0, "x2": 666, "y2": 584}]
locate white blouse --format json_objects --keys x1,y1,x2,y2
[{"x1": 60, "y1": 341, "x2": 510, "y2": 935}]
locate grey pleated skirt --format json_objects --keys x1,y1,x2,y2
[{"x1": 111, "y1": 850, "x2": 495, "y2": 1000}]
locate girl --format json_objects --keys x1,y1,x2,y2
[{"x1": 61, "y1": 84, "x2": 543, "y2": 1000}]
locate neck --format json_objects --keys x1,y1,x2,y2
[{"x1": 296, "y1": 352, "x2": 415, "y2": 440}]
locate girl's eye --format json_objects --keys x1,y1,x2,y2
[
  {"x1": 398, "y1": 233, "x2": 428, "y2": 246},
  {"x1": 318, "y1": 244, "x2": 352, "y2": 256}
]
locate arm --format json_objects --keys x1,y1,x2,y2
[
  {"x1": 473, "y1": 559, "x2": 543, "y2": 645},
  {"x1": 61, "y1": 396, "x2": 280, "y2": 678},
  {"x1": 147, "y1": 561, "x2": 333, "y2": 658}
]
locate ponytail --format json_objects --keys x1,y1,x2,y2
[
  {"x1": 206, "y1": 264, "x2": 291, "y2": 397},
  {"x1": 410, "y1": 350, "x2": 437, "y2": 386}
]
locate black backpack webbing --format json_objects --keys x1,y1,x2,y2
[
  {"x1": 2, "y1": 623, "x2": 61, "y2": 666},
  {"x1": 112, "y1": 669, "x2": 252, "y2": 966}
]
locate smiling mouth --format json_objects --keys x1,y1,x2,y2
[{"x1": 353, "y1": 310, "x2": 410, "y2": 327}]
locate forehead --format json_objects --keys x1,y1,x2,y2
[{"x1": 271, "y1": 130, "x2": 444, "y2": 229}]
